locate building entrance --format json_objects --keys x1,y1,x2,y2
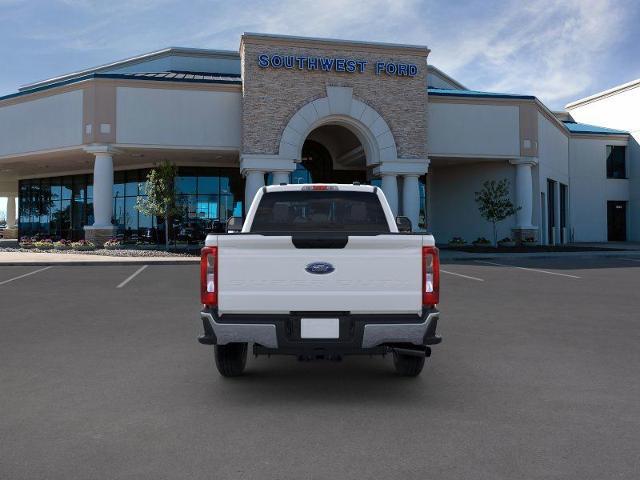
[
  {"x1": 607, "y1": 201, "x2": 627, "y2": 241},
  {"x1": 295, "y1": 124, "x2": 369, "y2": 185}
]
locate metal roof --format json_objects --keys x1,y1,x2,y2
[
  {"x1": 19, "y1": 47, "x2": 240, "y2": 92},
  {"x1": 562, "y1": 121, "x2": 628, "y2": 135},
  {"x1": 121, "y1": 71, "x2": 241, "y2": 82},
  {"x1": 0, "y1": 71, "x2": 241, "y2": 103},
  {"x1": 427, "y1": 66, "x2": 466, "y2": 90},
  {"x1": 428, "y1": 87, "x2": 535, "y2": 100}
]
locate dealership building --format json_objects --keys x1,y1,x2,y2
[{"x1": 0, "y1": 33, "x2": 637, "y2": 244}]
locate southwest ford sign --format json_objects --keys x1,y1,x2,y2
[{"x1": 257, "y1": 54, "x2": 418, "y2": 77}]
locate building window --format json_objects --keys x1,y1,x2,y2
[
  {"x1": 560, "y1": 183, "x2": 568, "y2": 243},
  {"x1": 547, "y1": 179, "x2": 556, "y2": 244},
  {"x1": 18, "y1": 167, "x2": 244, "y2": 244},
  {"x1": 418, "y1": 175, "x2": 427, "y2": 231},
  {"x1": 606, "y1": 145, "x2": 626, "y2": 179},
  {"x1": 17, "y1": 175, "x2": 91, "y2": 240}
]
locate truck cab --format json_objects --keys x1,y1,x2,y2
[{"x1": 198, "y1": 184, "x2": 441, "y2": 377}]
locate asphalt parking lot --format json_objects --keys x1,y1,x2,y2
[{"x1": 1, "y1": 256, "x2": 640, "y2": 479}]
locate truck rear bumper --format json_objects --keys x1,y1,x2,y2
[{"x1": 198, "y1": 308, "x2": 441, "y2": 353}]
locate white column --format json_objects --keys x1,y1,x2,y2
[
  {"x1": 6, "y1": 195, "x2": 16, "y2": 228},
  {"x1": 271, "y1": 171, "x2": 290, "y2": 185},
  {"x1": 401, "y1": 174, "x2": 420, "y2": 231},
  {"x1": 91, "y1": 151, "x2": 114, "y2": 227},
  {"x1": 244, "y1": 170, "x2": 265, "y2": 210},
  {"x1": 511, "y1": 159, "x2": 536, "y2": 229},
  {"x1": 381, "y1": 174, "x2": 399, "y2": 216}
]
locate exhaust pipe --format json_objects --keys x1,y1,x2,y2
[{"x1": 392, "y1": 346, "x2": 431, "y2": 358}]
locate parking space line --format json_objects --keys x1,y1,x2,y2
[
  {"x1": 116, "y1": 265, "x2": 149, "y2": 289},
  {"x1": 0, "y1": 266, "x2": 53, "y2": 286},
  {"x1": 621, "y1": 258, "x2": 640, "y2": 263},
  {"x1": 441, "y1": 269, "x2": 484, "y2": 282},
  {"x1": 475, "y1": 260, "x2": 581, "y2": 279}
]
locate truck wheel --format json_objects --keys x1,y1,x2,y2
[
  {"x1": 214, "y1": 343, "x2": 248, "y2": 377},
  {"x1": 393, "y1": 351, "x2": 425, "y2": 377}
]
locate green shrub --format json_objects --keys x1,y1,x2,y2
[
  {"x1": 472, "y1": 237, "x2": 491, "y2": 245},
  {"x1": 54, "y1": 240, "x2": 73, "y2": 250},
  {"x1": 448, "y1": 236, "x2": 466, "y2": 246},
  {"x1": 33, "y1": 239, "x2": 54, "y2": 250},
  {"x1": 71, "y1": 240, "x2": 96, "y2": 251}
]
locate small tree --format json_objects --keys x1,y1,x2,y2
[
  {"x1": 136, "y1": 161, "x2": 181, "y2": 250},
  {"x1": 474, "y1": 179, "x2": 520, "y2": 246}
]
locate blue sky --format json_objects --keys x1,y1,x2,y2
[
  {"x1": 1, "y1": 0, "x2": 639, "y2": 218},
  {"x1": 1, "y1": 0, "x2": 639, "y2": 108}
]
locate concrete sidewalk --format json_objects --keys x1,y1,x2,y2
[
  {"x1": 0, "y1": 251, "x2": 199, "y2": 266},
  {"x1": 3, "y1": 245, "x2": 640, "y2": 265},
  {"x1": 440, "y1": 249, "x2": 640, "y2": 261}
]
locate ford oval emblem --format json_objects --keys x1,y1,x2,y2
[{"x1": 305, "y1": 262, "x2": 335, "y2": 275}]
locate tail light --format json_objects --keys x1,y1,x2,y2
[
  {"x1": 201, "y1": 246, "x2": 218, "y2": 306},
  {"x1": 423, "y1": 246, "x2": 440, "y2": 307}
]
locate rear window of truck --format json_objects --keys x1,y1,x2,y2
[{"x1": 250, "y1": 191, "x2": 390, "y2": 233}]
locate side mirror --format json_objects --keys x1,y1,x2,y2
[
  {"x1": 226, "y1": 216, "x2": 244, "y2": 233},
  {"x1": 395, "y1": 216, "x2": 412, "y2": 233}
]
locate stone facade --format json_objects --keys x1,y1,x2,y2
[
  {"x1": 240, "y1": 35, "x2": 429, "y2": 160},
  {"x1": 1, "y1": 227, "x2": 18, "y2": 239},
  {"x1": 511, "y1": 227, "x2": 539, "y2": 243},
  {"x1": 84, "y1": 226, "x2": 116, "y2": 247}
]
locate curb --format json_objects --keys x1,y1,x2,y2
[
  {"x1": 443, "y1": 252, "x2": 640, "y2": 261},
  {"x1": 0, "y1": 259, "x2": 199, "y2": 266}
]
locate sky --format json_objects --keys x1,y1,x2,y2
[
  {"x1": 1, "y1": 0, "x2": 640, "y2": 216},
  {"x1": 1, "y1": 0, "x2": 639, "y2": 108}
]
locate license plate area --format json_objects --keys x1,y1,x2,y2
[
  {"x1": 287, "y1": 312, "x2": 353, "y2": 343},
  {"x1": 300, "y1": 318, "x2": 340, "y2": 339}
]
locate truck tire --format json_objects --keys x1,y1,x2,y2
[
  {"x1": 393, "y1": 351, "x2": 425, "y2": 377},
  {"x1": 214, "y1": 343, "x2": 248, "y2": 377}
]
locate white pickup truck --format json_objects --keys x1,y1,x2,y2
[{"x1": 198, "y1": 184, "x2": 441, "y2": 377}]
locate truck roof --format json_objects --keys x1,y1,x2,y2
[{"x1": 263, "y1": 183, "x2": 377, "y2": 193}]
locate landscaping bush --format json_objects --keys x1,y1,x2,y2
[
  {"x1": 497, "y1": 237, "x2": 516, "y2": 247},
  {"x1": 448, "y1": 236, "x2": 466, "y2": 247},
  {"x1": 54, "y1": 239, "x2": 73, "y2": 250},
  {"x1": 19, "y1": 236, "x2": 35, "y2": 249},
  {"x1": 472, "y1": 237, "x2": 491, "y2": 246},
  {"x1": 71, "y1": 240, "x2": 96, "y2": 251},
  {"x1": 33, "y1": 239, "x2": 54, "y2": 250},
  {"x1": 103, "y1": 238, "x2": 123, "y2": 250}
]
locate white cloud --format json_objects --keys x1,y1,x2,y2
[
  {"x1": 426, "y1": 0, "x2": 631, "y2": 107},
  {"x1": 182, "y1": 0, "x2": 426, "y2": 46},
  {"x1": 3, "y1": 0, "x2": 635, "y2": 108}
]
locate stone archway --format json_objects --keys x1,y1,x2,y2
[
  {"x1": 240, "y1": 85, "x2": 428, "y2": 227},
  {"x1": 278, "y1": 86, "x2": 398, "y2": 166}
]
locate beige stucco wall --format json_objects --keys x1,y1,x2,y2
[
  {"x1": 427, "y1": 101, "x2": 520, "y2": 157},
  {"x1": 116, "y1": 86, "x2": 242, "y2": 148},
  {"x1": 429, "y1": 161, "x2": 517, "y2": 242},
  {"x1": 240, "y1": 36, "x2": 428, "y2": 160},
  {"x1": 567, "y1": 86, "x2": 640, "y2": 241},
  {"x1": 0, "y1": 90, "x2": 83, "y2": 156},
  {"x1": 569, "y1": 136, "x2": 630, "y2": 242}
]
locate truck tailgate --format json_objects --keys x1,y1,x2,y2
[{"x1": 217, "y1": 234, "x2": 423, "y2": 315}]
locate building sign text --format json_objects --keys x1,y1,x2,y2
[{"x1": 257, "y1": 54, "x2": 418, "y2": 77}]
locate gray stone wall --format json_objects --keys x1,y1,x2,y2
[
  {"x1": 84, "y1": 227, "x2": 116, "y2": 247},
  {"x1": 241, "y1": 38, "x2": 428, "y2": 160}
]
